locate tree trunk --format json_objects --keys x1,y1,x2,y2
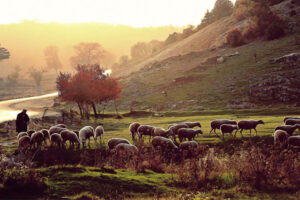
[
  {"x1": 91, "y1": 102, "x2": 98, "y2": 118},
  {"x1": 114, "y1": 100, "x2": 120, "y2": 116},
  {"x1": 78, "y1": 103, "x2": 83, "y2": 119}
]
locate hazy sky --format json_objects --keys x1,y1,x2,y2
[{"x1": 0, "y1": 0, "x2": 235, "y2": 27}]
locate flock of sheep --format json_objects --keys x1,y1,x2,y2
[{"x1": 16, "y1": 116, "x2": 300, "y2": 156}]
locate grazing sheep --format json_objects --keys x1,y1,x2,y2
[
  {"x1": 94, "y1": 125, "x2": 104, "y2": 144},
  {"x1": 17, "y1": 132, "x2": 28, "y2": 139},
  {"x1": 30, "y1": 132, "x2": 44, "y2": 148},
  {"x1": 273, "y1": 130, "x2": 289, "y2": 145},
  {"x1": 18, "y1": 135, "x2": 31, "y2": 150},
  {"x1": 275, "y1": 124, "x2": 300, "y2": 136},
  {"x1": 220, "y1": 124, "x2": 239, "y2": 138},
  {"x1": 284, "y1": 116, "x2": 300, "y2": 123},
  {"x1": 49, "y1": 126, "x2": 67, "y2": 135},
  {"x1": 50, "y1": 133, "x2": 63, "y2": 147},
  {"x1": 27, "y1": 130, "x2": 35, "y2": 137},
  {"x1": 60, "y1": 130, "x2": 80, "y2": 148},
  {"x1": 40, "y1": 129, "x2": 50, "y2": 142},
  {"x1": 168, "y1": 122, "x2": 201, "y2": 129},
  {"x1": 237, "y1": 120, "x2": 264, "y2": 137},
  {"x1": 177, "y1": 128, "x2": 203, "y2": 142},
  {"x1": 54, "y1": 124, "x2": 67, "y2": 128},
  {"x1": 108, "y1": 138, "x2": 130, "y2": 150},
  {"x1": 153, "y1": 127, "x2": 173, "y2": 138},
  {"x1": 169, "y1": 124, "x2": 189, "y2": 140},
  {"x1": 79, "y1": 126, "x2": 94, "y2": 148},
  {"x1": 129, "y1": 122, "x2": 140, "y2": 140},
  {"x1": 179, "y1": 141, "x2": 199, "y2": 154},
  {"x1": 152, "y1": 136, "x2": 178, "y2": 152},
  {"x1": 114, "y1": 143, "x2": 138, "y2": 157},
  {"x1": 287, "y1": 136, "x2": 300, "y2": 148},
  {"x1": 137, "y1": 125, "x2": 155, "y2": 140},
  {"x1": 73, "y1": 130, "x2": 79, "y2": 138},
  {"x1": 208, "y1": 119, "x2": 237, "y2": 137},
  {"x1": 285, "y1": 119, "x2": 300, "y2": 126}
]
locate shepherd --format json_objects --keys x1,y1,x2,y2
[{"x1": 16, "y1": 109, "x2": 30, "y2": 133}]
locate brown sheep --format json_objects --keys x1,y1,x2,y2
[
  {"x1": 152, "y1": 136, "x2": 178, "y2": 152},
  {"x1": 30, "y1": 132, "x2": 44, "y2": 148},
  {"x1": 283, "y1": 116, "x2": 300, "y2": 123},
  {"x1": 129, "y1": 122, "x2": 140, "y2": 140},
  {"x1": 177, "y1": 128, "x2": 203, "y2": 142},
  {"x1": 18, "y1": 135, "x2": 31, "y2": 151},
  {"x1": 169, "y1": 124, "x2": 189, "y2": 141},
  {"x1": 179, "y1": 141, "x2": 199, "y2": 156},
  {"x1": 220, "y1": 124, "x2": 239, "y2": 138},
  {"x1": 287, "y1": 136, "x2": 300, "y2": 148},
  {"x1": 137, "y1": 125, "x2": 155, "y2": 141},
  {"x1": 50, "y1": 133, "x2": 63, "y2": 147},
  {"x1": 208, "y1": 119, "x2": 237, "y2": 137},
  {"x1": 168, "y1": 122, "x2": 201, "y2": 129},
  {"x1": 285, "y1": 119, "x2": 300, "y2": 126},
  {"x1": 153, "y1": 127, "x2": 173, "y2": 138},
  {"x1": 275, "y1": 124, "x2": 300, "y2": 136},
  {"x1": 114, "y1": 143, "x2": 138, "y2": 158},
  {"x1": 27, "y1": 130, "x2": 35, "y2": 137},
  {"x1": 49, "y1": 126, "x2": 67, "y2": 135},
  {"x1": 60, "y1": 130, "x2": 80, "y2": 148},
  {"x1": 108, "y1": 138, "x2": 130, "y2": 150},
  {"x1": 40, "y1": 129, "x2": 50, "y2": 142},
  {"x1": 17, "y1": 132, "x2": 28, "y2": 139},
  {"x1": 273, "y1": 130, "x2": 289, "y2": 145},
  {"x1": 237, "y1": 120, "x2": 264, "y2": 137},
  {"x1": 54, "y1": 124, "x2": 67, "y2": 128}
]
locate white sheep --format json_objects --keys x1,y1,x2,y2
[
  {"x1": 273, "y1": 130, "x2": 289, "y2": 145},
  {"x1": 17, "y1": 132, "x2": 28, "y2": 140},
  {"x1": 114, "y1": 143, "x2": 138, "y2": 158},
  {"x1": 94, "y1": 125, "x2": 104, "y2": 144},
  {"x1": 40, "y1": 129, "x2": 50, "y2": 142},
  {"x1": 108, "y1": 138, "x2": 130, "y2": 150},
  {"x1": 49, "y1": 126, "x2": 67, "y2": 135},
  {"x1": 60, "y1": 130, "x2": 80, "y2": 148},
  {"x1": 18, "y1": 135, "x2": 31, "y2": 151},
  {"x1": 153, "y1": 127, "x2": 173, "y2": 138},
  {"x1": 79, "y1": 126, "x2": 94, "y2": 148},
  {"x1": 129, "y1": 122, "x2": 140, "y2": 140},
  {"x1": 30, "y1": 131, "x2": 44, "y2": 148},
  {"x1": 152, "y1": 136, "x2": 178, "y2": 152},
  {"x1": 177, "y1": 128, "x2": 203, "y2": 142}
]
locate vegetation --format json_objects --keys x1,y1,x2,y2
[
  {"x1": 44, "y1": 46, "x2": 62, "y2": 74},
  {"x1": 226, "y1": 28, "x2": 245, "y2": 47},
  {"x1": 28, "y1": 67, "x2": 44, "y2": 86}
]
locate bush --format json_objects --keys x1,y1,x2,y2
[
  {"x1": 233, "y1": 7, "x2": 248, "y2": 21},
  {"x1": 242, "y1": 24, "x2": 259, "y2": 41},
  {"x1": 264, "y1": 22, "x2": 285, "y2": 40},
  {"x1": 268, "y1": 0, "x2": 284, "y2": 6},
  {"x1": 226, "y1": 28, "x2": 245, "y2": 47}
]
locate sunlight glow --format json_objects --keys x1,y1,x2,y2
[
  {"x1": 0, "y1": 0, "x2": 235, "y2": 27},
  {"x1": 104, "y1": 69, "x2": 112, "y2": 76}
]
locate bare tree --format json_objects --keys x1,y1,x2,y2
[
  {"x1": 28, "y1": 67, "x2": 44, "y2": 86},
  {"x1": 44, "y1": 46, "x2": 62, "y2": 74}
]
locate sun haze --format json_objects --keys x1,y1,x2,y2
[{"x1": 0, "y1": 0, "x2": 235, "y2": 27}]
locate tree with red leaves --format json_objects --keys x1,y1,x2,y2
[{"x1": 56, "y1": 64, "x2": 122, "y2": 119}]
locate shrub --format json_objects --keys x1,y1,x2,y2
[
  {"x1": 242, "y1": 24, "x2": 259, "y2": 41},
  {"x1": 226, "y1": 28, "x2": 245, "y2": 47},
  {"x1": 268, "y1": 0, "x2": 284, "y2": 6},
  {"x1": 233, "y1": 7, "x2": 249, "y2": 21},
  {"x1": 264, "y1": 22, "x2": 285, "y2": 40}
]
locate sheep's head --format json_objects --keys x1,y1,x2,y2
[
  {"x1": 258, "y1": 120, "x2": 264, "y2": 125},
  {"x1": 196, "y1": 129, "x2": 203, "y2": 135},
  {"x1": 296, "y1": 124, "x2": 300, "y2": 130},
  {"x1": 196, "y1": 122, "x2": 201, "y2": 128}
]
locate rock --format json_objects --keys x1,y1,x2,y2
[
  {"x1": 217, "y1": 56, "x2": 225, "y2": 64},
  {"x1": 271, "y1": 53, "x2": 300, "y2": 64}
]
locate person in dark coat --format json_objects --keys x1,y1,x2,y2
[{"x1": 16, "y1": 109, "x2": 30, "y2": 133}]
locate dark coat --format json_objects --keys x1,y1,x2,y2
[{"x1": 16, "y1": 112, "x2": 29, "y2": 133}]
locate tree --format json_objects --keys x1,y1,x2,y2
[
  {"x1": 119, "y1": 55, "x2": 129, "y2": 65},
  {"x1": 44, "y1": 46, "x2": 62, "y2": 74},
  {"x1": 0, "y1": 46, "x2": 10, "y2": 61},
  {"x1": 28, "y1": 67, "x2": 44, "y2": 86},
  {"x1": 212, "y1": 0, "x2": 234, "y2": 20},
  {"x1": 130, "y1": 42, "x2": 152, "y2": 60},
  {"x1": 201, "y1": 10, "x2": 214, "y2": 26},
  {"x1": 70, "y1": 43, "x2": 111, "y2": 68},
  {"x1": 56, "y1": 64, "x2": 122, "y2": 119},
  {"x1": 7, "y1": 65, "x2": 20, "y2": 86}
]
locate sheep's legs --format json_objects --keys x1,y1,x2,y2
[
  {"x1": 250, "y1": 129, "x2": 252, "y2": 137},
  {"x1": 254, "y1": 128, "x2": 257, "y2": 136},
  {"x1": 214, "y1": 129, "x2": 219, "y2": 137},
  {"x1": 208, "y1": 129, "x2": 214, "y2": 136},
  {"x1": 240, "y1": 129, "x2": 244, "y2": 137}
]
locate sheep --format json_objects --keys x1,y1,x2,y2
[
  {"x1": 79, "y1": 126, "x2": 94, "y2": 148},
  {"x1": 237, "y1": 120, "x2": 264, "y2": 137},
  {"x1": 94, "y1": 125, "x2": 104, "y2": 144},
  {"x1": 40, "y1": 129, "x2": 50, "y2": 142},
  {"x1": 54, "y1": 124, "x2": 67, "y2": 128},
  {"x1": 50, "y1": 133, "x2": 63, "y2": 147},
  {"x1": 137, "y1": 125, "x2": 155, "y2": 141},
  {"x1": 49, "y1": 126, "x2": 67, "y2": 135},
  {"x1": 30, "y1": 131, "x2": 44, "y2": 148},
  {"x1": 114, "y1": 143, "x2": 138, "y2": 158},
  {"x1": 17, "y1": 132, "x2": 28, "y2": 139},
  {"x1": 220, "y1": 124, "x2": 239, "y2": 138},
  {"x1": 287, "y1": 136, "x2": 300, "y2": 148},
  {"x1": 60, "y1": 130, "x2": 80, "y2": 148},
  {"x1": 283, "y1": 116, "x2": 300, "y2": 123},
  {"x1": 208, "y1": 119, "x2": 237, "y2": 137},
  {"x1": 179, "y1": 141, "x2": 199, "y2": 154},
  {"x1": 73, "y1": 130, "x2": 79, "y2": 138},
  {"x1": 108, "y1": 138, "x2": 130, "y2": 150},
  {"x1": 168, "y1": 122, "x2": 201, "y2": 129},
  {"x1": 275, "y1": 124, "x2": 300, "y2": 136},
  {"x1": 153, "y1": 127, "x2": 173, "y2": 138},
  {"x1": 27, "y1": 130, "x2": 35, "y2": 137},
  {"x1": 129, "y1": 122, "x2": 140, "y2": 140},
  {"x1": 285, "y1": 119, "x2": 300, "y2": 126},
  {"x1": 177, "y1": 128, "x2": 203, "y2": 142},
  {"x1": 151, "y1": 136, "x2": 178, "y2": 152},
  {"x1": 18, "y1": 135, "x2": 31, "y2": 150},
  {"x1": 273, "y1": 130, "x2": 289, "y2": 145},
  {"x1": 169, "y1": 124, "x2": 189, "y2": 141}
]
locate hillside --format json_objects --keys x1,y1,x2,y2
[{"x1": 116, "y1": 0, "x2": 300, "y2": 111}]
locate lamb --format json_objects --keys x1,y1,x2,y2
[
  {"x1": 79, "y1": 126, "x2": 94, "y2": 148},
  {"x1": 273, "y1": 130, "x2": 289, "y2": 145},
  {"x1": 237, "y1": 120, "x2": 264, "y2": 137},
  {"x1": 285, "y1": 119, "x2": 300, "y2": 126},
  {"x1": 49, "y1": 126, "x2": 67, "y2": 135},
  {"x1": 108, "y1": 138, "x2": 130, "y2": 150},
  {"x1": 177, "y1": 128, "x2": 203, "y2": 142},
  {"x1": 50, "y1": 133, "x2": 63, "y2": 147},
  {"x1": 168, "y1": 122, "x2": 201, "y2": 129},
  {"x1": 137, "y1": 125, "x2": 155, "y2": 140},
  {"x1": 287, "y1": 136, "x2": 300, "y2": 148},
  {"x1": 17, "y1": 132, "x2": 28, "y2": 139},
  {"x1": 151, "y1": 136, "x2": 178, "y2": 152},
  {"x1": 220, "y1": 124, "x2": 239, "y2": 138},
  {"x1": 275, "y1": 124, "x2": 300, "y2": 136},
  {"x1": 129, "y1": 122, "x2": 140, "y2": 140},
  {"x1": 94, "y1": 125, "x2": 104, "y2": 144},
  {"x1": 179, "y1": 141, "x2": 199, "y2": 153},
  {"x1": 153, "y1": 127, "x2": 173, "y2": 138},
  {"x1": 114, "y1": 143, "x2": 138, "y2": 157},
  {"x1": 18, "y1": 135, "x2": 31, "y2": 150},
  {"x1": 30, "y1": 131, "x2": 44, "y2": 148},
  {"x1": 60, "y1": 130, "x2": 80, "y2": 148},
  {"x1": 208, "y1": 119, "x2": 237, "y2": 137},
  {"x1": 27, "y1": 130, "x2": 35, "y2": 137},
  {"x1": 283, "y1": 116, "x2": 300, "y2": 123},
  {"x1": 40, "y1": 129, "x2": 50, "y2": 142}
]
